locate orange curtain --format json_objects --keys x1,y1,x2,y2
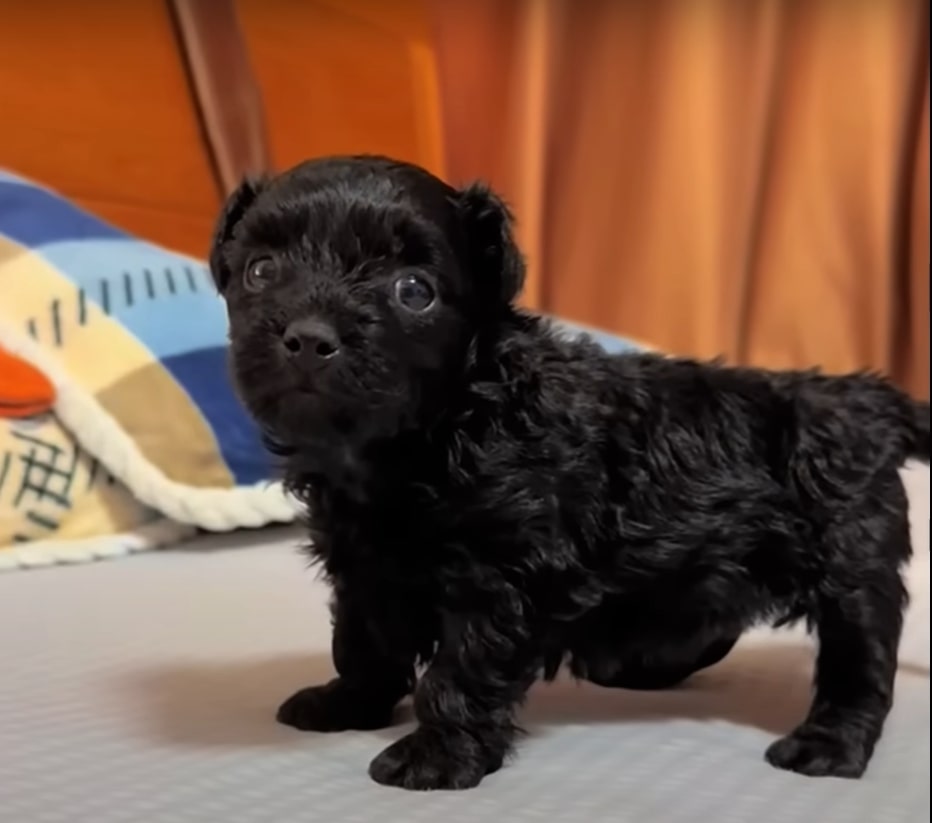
[{"x1": 434, "y1": 0, "x2": 929, "y2": 399}]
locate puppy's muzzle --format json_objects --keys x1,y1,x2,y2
[{"x1": 282, "y1": 317, "x2": 341, "y2": 368}]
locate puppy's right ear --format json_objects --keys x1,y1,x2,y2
[{"x1": 209, "y1": 177, "x2": 264, "y2": 294}]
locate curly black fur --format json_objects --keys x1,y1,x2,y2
[{"x1": 210, "y1": 155, "x2": 931, "y2": 790}]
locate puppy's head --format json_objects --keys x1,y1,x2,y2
[{"x1": 210, "y1": 155, "x2": 525, "y2": 450}]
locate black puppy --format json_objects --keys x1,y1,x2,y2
[{"x1": 210, "y1": 155, "x2": 930, "y2": 791}]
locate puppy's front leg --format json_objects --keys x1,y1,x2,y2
[
  {"x1": 369, "y1": 612, "x2": 536, "y2": 791},
  {"x1": 277, "y1": 589, "x2": 415, "y2": 732}
]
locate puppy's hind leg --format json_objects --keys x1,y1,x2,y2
[{"x1": 765, "y1": 510, "x2": 910, "y2": 778}]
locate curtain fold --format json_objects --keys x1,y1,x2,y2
[
  {"x1": 899, "y1": 69, "x2": 930, "y2": 397},
  {"x1": 436, "y1": 0, "x2": 929, "y2": 398}
]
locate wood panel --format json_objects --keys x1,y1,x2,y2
[
  {"x1": 0, "y1": 1, "x2": 219, "y2": 257},
  {"x1": 235, "y1": 0, "x2": 445, "y2": 176}
]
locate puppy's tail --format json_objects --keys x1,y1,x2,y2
[{"x1": 909, "y1": 400, "x2": 930, "y2": 462}]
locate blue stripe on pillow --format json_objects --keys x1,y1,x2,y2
[
  {"x1": 552, "y1": 319, "x2": 640, "y2": 354},
  {"x1": 0, "y1": 181, "x2": 128, "y2": 245},
  {"x1": 160, "y1": 347, "x2": 272, "y2": 486}
]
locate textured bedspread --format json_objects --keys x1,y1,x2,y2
[{"x1": 0, "y1": 464, "x2": 927, "y2": 823}]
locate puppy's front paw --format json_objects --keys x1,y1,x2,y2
[
  {"x1": 277, "y1": 678, "x2": 395, "y2": 732},
  {"x1": 765, "y1": 724, "x2": 869, "y2": 778},
  {"x1": 369, "y1": 728, "x2": 498, "y2": 791}
]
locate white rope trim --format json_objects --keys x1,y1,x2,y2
[
  {"x1": 0, "y1": 518, "x2": 198, "y2": 572},
  {"x1": 0, "y1": 316, "x2": 300, "y2": 545}
]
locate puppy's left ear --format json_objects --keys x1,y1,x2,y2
[
  {"x1": 456, "y1": 182, "x2": 526, "y2": 305},
  {"x1": 209, "y1": 176, "x2": 265, "y2": 294}
]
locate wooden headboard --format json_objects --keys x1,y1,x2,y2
[{"x1": 0, "y1": 0, "x2": 445, "y2": 258}]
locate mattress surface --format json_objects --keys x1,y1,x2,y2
[{"x1": 1, "y1": 466, "x2": 929, "y2": 823}]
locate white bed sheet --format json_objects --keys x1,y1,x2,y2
[{"x1": 0, "y1": 465, "x2": 928, "y2": 823}]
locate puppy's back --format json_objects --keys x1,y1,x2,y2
[{"x1": 598, "y1": 350, "x2": 928, "y2": 485}]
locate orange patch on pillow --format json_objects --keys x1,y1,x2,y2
[{"x1": 0, "y1": 346, "x2": 55, "y2": 418}]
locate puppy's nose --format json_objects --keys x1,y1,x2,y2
[{"x1": 282, "y1": 317, "x2": 341, "y2": 363}]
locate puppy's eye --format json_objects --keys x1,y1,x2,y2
[
  {"x1": 244, "y1": 257, "x2": 277, "y2": 293},
  {"x1": 394, "y1": 272, "x2": 435, "y2": 313}
]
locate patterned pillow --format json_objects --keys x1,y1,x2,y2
[
  {"x1": 0, "y1": 170, "x2": 295, "y2": 570},
  {"x1": 0, "y1": 169, "x2": 640, "y2": 571}
]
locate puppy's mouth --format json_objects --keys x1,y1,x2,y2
[
  {"x1": 280, "y1": 364, "x2": 318, "y2": 391},
  {"x1": 268, "y1": 356, "x2": 353, "y2": 407}
]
